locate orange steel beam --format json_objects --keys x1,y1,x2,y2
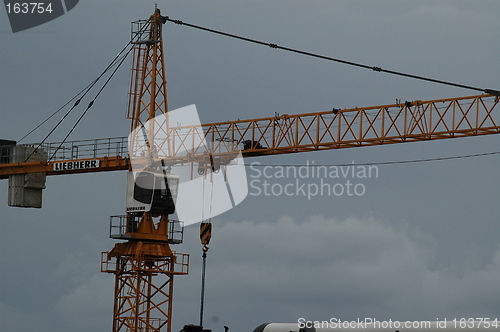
[
  {"x1": 0, "y1": 156, "x2": 129, "y2": 177},
  {"x1": 160, "y1": 94, "x2": 500, "y2": 166},
  {"x1": 1, "y1": 94, "x2": 498, "y2": 178}
]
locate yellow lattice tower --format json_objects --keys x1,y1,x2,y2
[{"x1": 101, "y1": 9, "x2": 189, "y2": 332}]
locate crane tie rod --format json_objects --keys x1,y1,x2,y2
[
  {"x1": 165, "y1": 17, "x2": 500, "y2": 97},
  {"x1": 47, "y1": 52, "x2": 132, "y2": 162},
  {"x1": 23, "y1": 18, "x2": 154, "y2": 162}
]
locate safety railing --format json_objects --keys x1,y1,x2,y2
[
  {"x1": 100, "y1": 251, "x2": 189, "y2": 275},
  {"x1": 109, "y1": 215, "x2": 184, "y2": 244},
  {"x1": 0, "y1": 137, "x2": 129, "y2": 163}
]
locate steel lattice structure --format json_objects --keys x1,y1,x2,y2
[
  {"x1": 101, "y1": 9, "x2": 189, "y2": 332},
  {"x1": 1, "y1": 8, "x2": 500, "y2": 332}
]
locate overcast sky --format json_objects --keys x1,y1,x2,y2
[{"x1": 1, "y1": 1, "x2": 500, "y2": 332}]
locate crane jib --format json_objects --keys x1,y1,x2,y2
[{"x1": 53, "y1": 160, "x2": 100, "y2": 171}]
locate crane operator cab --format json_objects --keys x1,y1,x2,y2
[{"x1": 126, "y1": 171, "x2": 179, "y2": 215}]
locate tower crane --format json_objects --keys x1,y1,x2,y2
[{"x1": 1, "y1": 8, "x2": 500, "y2": 332}]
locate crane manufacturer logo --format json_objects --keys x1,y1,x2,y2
[
  {"x1": 3, "y1": 0, "x2": 79, "y2": 33},
  {"x1": 128, "y1": 105, "x2": 248, "y2": 226}
]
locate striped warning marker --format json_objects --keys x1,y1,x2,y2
[{"x1": 200, "y1": 222, "x2": 212, "y2": 246}]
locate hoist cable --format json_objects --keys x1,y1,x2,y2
[
  {"x1": 199, "y1": 250, "x2": 207, "y2": 327},
  {"x1": 209, "y1": 170, "x2": 215, "y2": 223},
  {"x1": 201, "y1": 173, "x2": 206, "y2": 222},
  {"x1": 165, "y1": 17, "x2": 500, "y2": 96}
]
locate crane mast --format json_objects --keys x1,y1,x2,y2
[{"x1": 100, "y1": 9, "x2": 188, "y2": 332}]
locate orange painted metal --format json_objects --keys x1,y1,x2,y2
[
  {"x1": 200, "y1": 94, "x2": 500, "y2": 159},
  {"x1": 0, "y1": 156, "x2": 129, "y2": 177},
  {"x1": 1, "y1": 95, "x2": 499, "y2": 178},
  {"x1": 120, "y1": 94, "x2": 499, "y2": 168},
  {"x1": 103, "y1": 9, "x2": 187, "y2": 332},
  {"x1": 159, "y1": 94, "x2": 500, "y2": 167}
]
